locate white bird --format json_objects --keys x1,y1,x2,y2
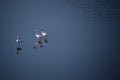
[
  {"x1": 41, "y1": 29, "x2": 48, "y2": 37},
  {"x1": 16, "y1": 36, "x2": 22, "y2": 43},
  {"x1": 34, "y1": 30, "x2": 42, "y2": 39}
]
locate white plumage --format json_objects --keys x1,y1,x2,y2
[
  {"x1": 35, "y1": 33, "x2": 41, "y2": 39},
  {"x1": 35, "y1": 30, "x2": 42, "y2": 39},
  {"x1": 41, "y1": 31, "x2": 48, "y2": 37},
  {"x1": 16, "y1": 36, "x2": 22, "y2": 43}
]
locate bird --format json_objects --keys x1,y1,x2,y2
[
  {"x1": 34, "y1": 30, "x2": 42, "y2": 39},
  {"x1": 41, "y1": 29, "x2": 48, "y2": 37},
  {"x1": 16, "y1": 36, "x2": 22, "y2": 43}
]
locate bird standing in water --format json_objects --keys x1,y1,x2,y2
[
  {"x1": 41, "y1": 28, "x2": 48, "y2": 37},
  {"x1": 34, "y1": 30, "x2": 42, "y2": 39},
  {"x1": 16, "y1": 35, "x2": 22, "y2": 55}
]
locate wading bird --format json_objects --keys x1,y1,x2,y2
[
  {"x1": 41, "y1": 28, "x2": 48, "y2": 37},
  {"x1": 16, "y1": 35, "x2": 22, "y2": 55},
  {"x1": 16, "y1": 36, "x2": 22, "y2": 43},
  {"x1": 34, "y1": 30, "x2": 42, "y2": 39}
]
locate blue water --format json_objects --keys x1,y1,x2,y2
[{"x1": 0, "y1": 0, "x2": 119, "y2": 80}]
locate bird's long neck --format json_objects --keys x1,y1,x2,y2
[
  {"x1": 41, "y1": 30, "x2": 45, "y2": 33},
  {"x1": 35, "y1": 32, "x2": 38, "y2": 35}
]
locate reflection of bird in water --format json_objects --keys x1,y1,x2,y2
[
  {"x1": 33, "y1": 41, "x2": 43, "y2": 49},
  {"x1": 33, "y1": 39, "x2": 48, "y2": 49},
  {"x1": 41, "y1": 39, "x2": 48, "y2": 44},
  {"x1": 16, "y1": 47, "x2": 22, "y2": 55}
]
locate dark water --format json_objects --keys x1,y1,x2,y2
[{"x1": 0, "y1": 0, "x2": 119, "y2": 80}]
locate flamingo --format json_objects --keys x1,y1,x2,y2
[
  {"x1": 41, "y1": 29, "x2": 48, "y2": 37},
  {"x1": 16, "y1": 36, "x2": 22, "y2": 43},
  {"x1": 34, "y1": 30, "x2": 42, "y2": 39}
]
